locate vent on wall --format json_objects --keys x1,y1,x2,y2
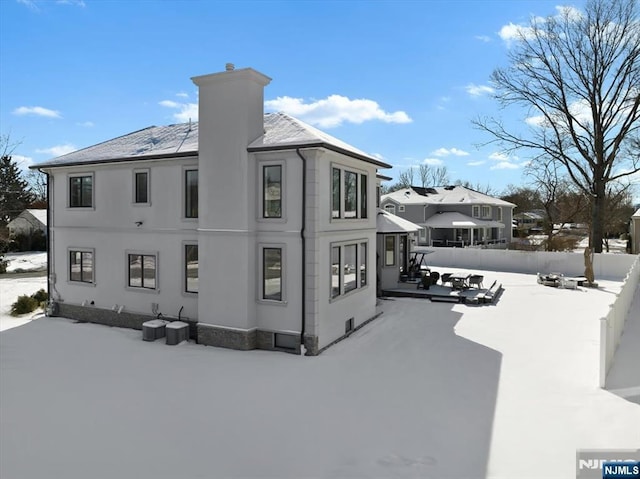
[
  {"x1": 345, "y1": 317, "x2": 354, "y2": 334},
  {"x1": 274, "y1": 333, "x2": 298, "y2": 351}
]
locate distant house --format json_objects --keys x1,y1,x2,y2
[
  {"x1": 7, "y1": 209, "x2": 47, "y2": 250},
  {"x1": 631, "y1": 208, "x2": 640, "y2": 254},
  {"x1": 513, "y1": 210, "x2": 546, "y2": 235},
  {"x1": 31, "y1": 65, "x2": 392, "y2": 355},
  {"x1": 381, "y1": 186, "x2": 516, "y2": 248}
]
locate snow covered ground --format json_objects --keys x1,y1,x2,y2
[
  {"x1": 2, "y1": 251, "x2": 47, "y2": 273},
  {"x1": 1, "y1": 270, "x2": 639, "y2": 479},
  {"x1": 0, "y1": 274, "x2": 47, "y2": 332}
]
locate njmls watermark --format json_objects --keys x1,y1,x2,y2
[{"x1": 576, "y1": 449, "x2": 640, "y2": 479}]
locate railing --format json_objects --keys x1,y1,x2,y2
[
  {"x1": 430, "y1": 238, "x2": 507, "y2": 248},
  {"x1": 599, "y1": 255, "x2": 640, "y2": 387}
]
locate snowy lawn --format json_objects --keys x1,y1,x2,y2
[
  {"x1": 2, "y1": 251, "x2": 47, "y2": 273},
  {"x1": 0, "y1": 274, "x2": 47, "y2": 332},
  {"x1": 1, "y1": 270, "x2": 639, "y2": 479}
]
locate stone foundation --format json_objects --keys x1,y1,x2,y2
[
  {"x1": 196, "y1": 323, "x2": 257, "y2": 350},
  {"x1": 56, "y1": 303, "x2": 153, "y2": 330}
]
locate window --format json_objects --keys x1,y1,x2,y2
[
  {"x1": 69, "y1": 250, "x2": 93, "y2": 283},
  {"x1": 398, "y1": 205, "x2": 405, "y2": 212},
  {"x1": 185, "y1": 244, "x2": 198, "y2": 293},
  {"x1": 69, "y1": 175, "x2": 92, "y2": 208},
  {"x1": 419, "y1": 228, "x2": 426, "y2": 242},
  {"x1": 360, "y1": 242, "x2": 367, "y2": 287},
  {"x1": 331, "y1": 241, "x2": 368, "y2": 299},
  {"x1": 332, "y1": 166, "x2": 367, "y2": 220},
  {"x1": 482, "y1": 205, "x2": 492, "y2": 218},
  {"x1": 185, "y1": 169, "x2": 198, "y2": 218},
  {"x1": 472, "y1": 205, "x2": 480, "y2": 218},
  {"x1": 332, "y1": 168, "x2": 341, "y2": 218},
  {"x1": 384, "y1": 203, "x2": 396, "y2": 215},
  {"x1": 376, "y1": 185, "x2": 381, "y2": 208},
  {"x1": 497, "y1": 207, "x2": 503, "y2": 221},
  {"x1": 134, "y1": 170, "x2": 149, "y2": 204},
  {"x1": 384, "y1": 235, "x2": 395, "y2": 266},
  {"x1": 263, "y1": 247, "x2": 282, "y2": 301},
  {"x1": 263, "y1": 165, "x2": 282, "y2": 218},
  {"x1": 128, "y1": 253, "x2": 157, "y2": 290},
  {"x1": 274, "y1": 333, "x2": 298, "y2": 351}
]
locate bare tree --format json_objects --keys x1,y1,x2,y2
[
  {"x1": 474, "y1": 0, "x2": 640, "y2": 253},
  {"x1": 454, "y1": 179, "x2": 497, "y2": 195},
  {"x1": 418, "y1": 164, "x2": 450, "y2": 187},
  {"x1": 397, "y1": 168, "x2": 415, "y2": 188}
]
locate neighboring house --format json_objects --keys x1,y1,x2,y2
[
  {"x1": 631, "y1": 208, "x2": 640, "y2": 254},
  {"x1": 381, "y1": 186, "x2": 516, "y2": 248},
  {"x1": 32, "y1": 65, "x2": 391, "y2": 355},
  {"x1": 376, "y1": 209, "x2": 421, "y2": 291},
  {"x1": 513, "y1": 210, "x2": 546, "y2": 234},
  {"x1": 7, "y1": 209, "x2": 47, "y2": 236}
]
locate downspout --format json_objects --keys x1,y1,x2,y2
[
  {"x1": 295, "y1": 149, "x2": 307, "y2": 354},
  {"x1": 40, "y1": 170, "x2": 52, "y2": 310}
]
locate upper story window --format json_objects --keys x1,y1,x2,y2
[
  {"x1": 185, "y1": 169, "x2": 198, "y2": 219},
  {"x1": 134, "y1": 170, "x2": 149, "y2": 204},
  {"x1": 332, "y1": 166, "x2": 367, "y2": 220},
  {"x1": 472, "y1": 205, "x2": 480, "y2": 218},
  {"x1": 69, "y1": 174, "x2": 93, "y2": 208},
  {"x1": 497, "y1": 207, "x2": 503, "y2": 222},
  {"x1": 481, "y1": 205, "x2": 492, "y2": 218},
  {"x1": 376, "y1": 185, "x2": 381, "y2": 208},
  {"x1": 263, "y1": 164, "x2": 282, "y2": 218},
  {"x1": 384, "y1": 203, "x2": 396, "y2": 215}
]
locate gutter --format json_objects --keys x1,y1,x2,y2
[{"x1": 295, "y1": 148, "x2": 307, "y2": 354}]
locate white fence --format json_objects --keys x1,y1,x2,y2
[{"x1": 599, "y1": 255, "x2": 640, "y2": 388}]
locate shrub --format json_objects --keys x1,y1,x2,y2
[
  {"x1": 0, "y1": 255, "x2": 7, "y2": 274},
  {"x1": 31, "y1": 289, "x2": 48, "y2": 303},
  {"x1": 10, "y1": 295, "x2": 39, "y2": 316}
]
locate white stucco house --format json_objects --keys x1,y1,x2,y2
[
  {"x1": 32, "y1": 65, "x2": 393, "y2": 355},
  {"x1": 631, "y1": 208, "x2": 640, "y2": 254},
  {"x1": 381, "y1": 186, "x2": 516, "y2": 248}
]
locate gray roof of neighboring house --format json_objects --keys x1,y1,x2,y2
[
  {"x1": 32, "y1": 112, "x2": 390, "y2": 169},
  {"x1": 423, "y1": 211, "x2": 506, "y2": 229},
  {"x1": 381, "y1": 186, "x2": 516, "y2": 207},
  {"x1": 7, "y1": 209, "x2": 47, "y2": 228},
  {"x1": 633, "y1": 208, "x2": 640, "y2": 218}
]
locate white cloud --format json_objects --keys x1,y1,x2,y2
[
  {"x1": 13, "y1": 154, "x2": 35, "y2": 170},
  {"x1": 176, "y1": 92, "x2": 189, "y2": 98},
  {"x1": 77, "y1": 121, "x2": 94, "y2": 127},
  {"x1": 498, "y1": 22, "x2": 538, "y2": 45},
  {"x1": 56, "y1": 0, "x2": 86, "y2": 6},
  {"x1": 432, "y1": 147, "x2": 470, "y2": 157},
  {"x1": 465, "y1": 84, "x2": 495, "y2": 97},
  {"x1": 159, "y1": 100, "x2": 198, "y2": 122},
  {"x1": 264, "y1": 94, "x2": 412, "y2": 128},
  {"x1": 467, "y1": 160, "x2": 485, "y2": 166},
  {"x1": 36, "y1": 144, "x2": 76, "y2": 157},
  {"x1": 422, "y1": 158, "x2": 444, "y2": 166},
  {"x1": 490, "y1": 161, "x2": 521, "y2": 170},
  {"x1": 17, "y1": 0, "x2": 39, "y2": 11},
  {"x1": 475, "y1": 35, "x2": 491, "y2": 43},
  {"x1": 13, "y1": 106, "x2": 61, "y2": 118},
  {"x1": 373, "y1": 153, "x2": 385, "y2": 160},
  {"x1": 488, "y1": 151, "x2": 526, "y2": 170}
]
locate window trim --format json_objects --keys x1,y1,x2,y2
[
  {"x1": 398, "y1": 205, "x2": 405, "y2": 213},
  {"x1": 258, "y1": 243, "x2": 286, "y2": 304},
  {"x1": 482, "y1": 205, "x2": 492, "y2": 219},
  {"x1": 472, "y1": 205, "x2": 480, "y2": 218},
  {"x1": 330, "y1": 239, "x2": 369, "y2": 301},
  {"x1": 125, "y1": 250, "x2": 159, "y2": 293},
  {"x1": 497, "y1": 206, "x2": 503, "y2": 222},
  {"x1": 68, "y1": 247, "x2": 95, "y2": 286},
  {"x1": 183, "y1": 166, "x2": 198, "y2": 220},
  {"x1": 384, "y1": 235, "x2": 396, "y2": 266},
  {"x1": 258, "y1": 160, "x2": 286, "y2": 222},
  {"x1": 384, "y1": 203, "x2": 396, "y2": 215},
  {"x1": 133, "y1": 168, "x2": 151, "y2": 206},
  {"x1": 331, "y1": 164, "x2": 368, "y2": 221},
  {"x1": 183, "y1": 242, "x2": 198, "y2": 295},
  {"x1": 68, "y1": 173, "x2": 94, "y2": 209}
]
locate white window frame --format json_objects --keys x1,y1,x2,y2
[
  {"x1": 258, "y1": 243, "x2": 286, "y2": 304},
  {"x1": 482, "y1": 205, "x2": 492, "y2": 218},
  {"x1": 398, "y1": 205, "x2": 405, "y2": 213},
  {"x1": 472, "y1": 205, "x2": 480, "y2": 218},
  {"x1": 68, "y1": 247, "x2": 96, "y2": 286},
  {"x1": 497, "y1": 207, "x2": 503, "y2": 222},
  {"x1": 330, "y1": 240, "x2": 369, "y2": 301},
  {"x1": 258, "y1": 160, "x2": 286, "y2": 222},
  {"x1": 133, "y1": 168, "x2": 151, "y2": 206},
  {"x1": 384, "y1": 235, "x2": 396, "y2": 266},
  {"x1": 183, "y1": 242, "x2": 198, "y2": 295},
  {"x1": 68, "y1": 172, "x2": 95, "y2": 209},
  {"x1": 331, "y1": 164, "x2": 368, "y2": 221},
  {"x1": 125, "y1": 250, "x2": 159, "y2": 293},
  {"x1": 419, "y1": 228, "x2": 427, "y2": 242},
  {"x1": 182, "y1": 166, "x2": 198, "y2": 221},
  {"x1": 384, "y1": 203, "x2": 396, "y2": 215}
]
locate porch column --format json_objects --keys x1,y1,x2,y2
[{"x1": 469, "y1": 228, "x2": 474, "y2": 246}]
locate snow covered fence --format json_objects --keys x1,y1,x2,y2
[
  {"x1": 420, "y1": 247, "x2": 636, "y2": 279},
  {"x1": 599, "y1": 255, "x2": 640, "y2": 388}
]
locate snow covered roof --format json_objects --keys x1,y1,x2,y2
[
  {"x1": 423, "y1": 211, "x2": 506, "y2": 229},
  {"x1": 7, "y1": 209, "x2": 47, "y2": 228},
  {"x1": 382, "y1": 186, "x2": 516, "y2": 207},
  {"x1": 376, "y1": 209, "x2": 421, "y2": 233},
  {"x1": 633, "y1": 208, "x2": 640, "y2": 218},
  {"x1": 32, "y1": 112, "x2": 390, "y2": 169},
  {"x1": 27, "y1": 209, "x2": 47, "y2": 226}
]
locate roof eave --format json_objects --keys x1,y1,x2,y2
[{"x1": 30, "y1": 150, "x2": 199, "y2": 170}]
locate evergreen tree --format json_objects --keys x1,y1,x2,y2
[{"x1": 0, "y1": 155, "x2": 35, "y2": 226}]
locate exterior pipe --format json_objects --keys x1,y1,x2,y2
[
  {"x1": 295, "y1": 148, "x2": 307, "y2": 354},
  {"x1": 40, "y1": 170, "x2": 52, "y2": 309}
]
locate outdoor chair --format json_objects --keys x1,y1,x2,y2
[
  {"x1": 441, "y1": 273, "x2": 452, "y2": 286},
  {"x1": 468, "y1": 275, "x2": 484, "y2": 289},
  {"x1": 451, "y1": 277, "x2": 467, "y2": 291}
]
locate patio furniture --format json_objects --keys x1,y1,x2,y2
[
  {"x1": 441, "y1": 273, "x2": 452, "y2": 286},
  {"x1": 449, "y1": 273, "x2": 471, "y2": 291},
  {"x1": 468, "y1": 275, "x2": 484, "y2": 289}
]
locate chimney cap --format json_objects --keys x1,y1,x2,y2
[{"x1": 225, "y1": 63, "x2": 235, "y2": 71}]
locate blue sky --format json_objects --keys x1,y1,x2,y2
[{"x1": 1, "y1": 0, "x2": 587, "y2": 194}]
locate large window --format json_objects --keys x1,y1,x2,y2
[
  {"x1": 134, "y1": 170, "x2": 149, "y2": 204},
  {"x1": 332, "y1": 166, "x2": 367, "y2": 220},
  {"x1": 262, "y1": 247, "x2": 282, "y2": 301},
  {"x1": 185, "y1": 169, "x2": 198, "y2": 218},
  {"x1": 384, "y1": 235, "x2": 395, "y2": 266},
  {"x1": 69, "y1": 175, "x2": 92, "y2": 208},
  {"x1": 331, "y1": 241, "x2": 368, "y2": 299},
  {"x1": 472, "y1": 205, "x2": 480, "y2": 218},
  {"x1": 128, "y1": 253, "x2": 157, "y2": 290},
  {"x1": 185, "y1": 244, "x2": 198, "y2": 293},
  {"x1": 263, "y1": 165, "x2": 282, "y2": 218},
  {"x1": 69, "y1": 250, "x2": 93, "y2": 283}
]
